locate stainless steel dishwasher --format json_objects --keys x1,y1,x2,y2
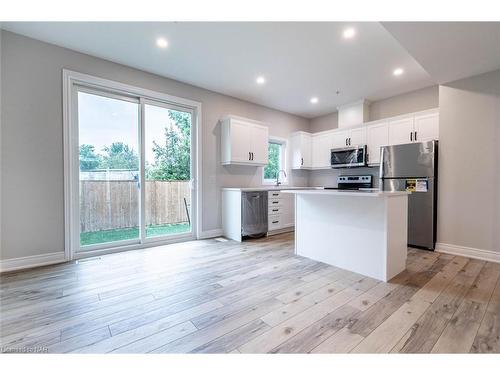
[{"x1": 241, "y1": 191, "x2": 268, "y2": 239}]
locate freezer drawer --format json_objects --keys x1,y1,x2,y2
[{"x1": 382, "y1": 178, "x2": 436, "y2": 249}]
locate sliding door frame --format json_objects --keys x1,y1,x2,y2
[{"x1": 63, "y1": 69, "x2": 202, "y2": 261}]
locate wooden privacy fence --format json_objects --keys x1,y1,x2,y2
[{"x1": 80, "y1": 180, "x2": 190, "y2": 232}]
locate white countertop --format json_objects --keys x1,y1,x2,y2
[
  {"x1": 221, "y1": 186, "x2": 324, "y2": 192},
  {"x1": 281, "y1": 189, "x2": 410, "y2": 197}
]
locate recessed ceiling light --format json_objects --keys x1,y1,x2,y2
[
  {"x1": 310, "y1": 97, "x2": 319, "y2": 104},
  {"x1": 156, "y1": 37, "x2": 169, "y2": 48},
  {"x1": 393, "y1": 68, "x2": 404, "y2": 76},
  {"x1": 256, "y1": 76, "x2": 266, "y2": 85},
  {"x1": 343, "y1": 27, "x2": 356, "y2": 39}
]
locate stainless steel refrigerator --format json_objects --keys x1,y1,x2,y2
[{"x1": 380, "y1": 140, "x2": 438, "y2": 250}]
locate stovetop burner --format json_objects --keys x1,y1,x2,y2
[{"x1": 327, "y1": 175, "x2": 373, "y2": 190}]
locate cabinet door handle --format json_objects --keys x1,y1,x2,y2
[
  {"x1": 301, "y1": 157, "x2": 304, "y2": 166},
  {"x1": 345, "y1": 138, "x2": 348, "y2": 146},
  {"x1": 249, "y1": 152, "x2": 251, "y2": 160},
  {"x1": 272, "y1": 221, "x2": 279, "y2": 224},
  {"x1": 414, "y1": 131, "x2": 417, "y2": 141},
  {"x1": 410, "y1": 132, "x2": 413, "y2": 142},
  {"x1": 272, "y1": 209, "x2": 278, "y2": 212},
  {"x1": 272, "y1": 201, "x2": 279, "y2": 204},
  {"x1": 349, "y1": 138, "x2": 351, "y2": 146}
]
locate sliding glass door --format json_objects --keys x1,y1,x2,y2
[
  {"x1": 78, "y1": 89, "x2": 141, "y2": 249},
  {"x1": 74, "y1": 85, "x2": 195, "y2": 254},
  {"x1": 144, "y1": 102, "x2": 193, "y2": 240}
]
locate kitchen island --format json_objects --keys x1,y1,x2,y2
[{"x1": 282, "y1": 189, "x2": 410, "y2": 282}]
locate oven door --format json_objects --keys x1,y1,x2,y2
[{"x1": 330, "y1": 146, "x2": 367, "y2": 168}]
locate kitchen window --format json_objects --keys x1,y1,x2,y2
[{"x1": 263, "y1": 137, "x2": 287, "y2": 185}]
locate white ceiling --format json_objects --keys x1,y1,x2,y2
[
  {"x1": 2, "y1": 22, "x2": 499, "y2": 118},
  {"x1": 382, "y1": 22, "x2": 500, "y2": 84}
]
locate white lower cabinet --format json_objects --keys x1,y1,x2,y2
[{"x1": 267, "y1": 191, "x2": 294, "y2": 234}]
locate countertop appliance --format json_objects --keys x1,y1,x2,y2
[
  {"x1": 325, "y1": 175, "x2": 373, "y2": 190},
  {"x1": 331, "y1": 145, "x2": 367, "y2": 168},
  {"x1": 380, "y1": 140, "x2": 438, "y2": 250},
  {"x1": 241, "y1": 191, "x2": 268, "y2": 239}
]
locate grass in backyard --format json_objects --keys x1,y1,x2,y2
[{"x1": 80, "y1": 222, "x2": 191, "y2": 246}]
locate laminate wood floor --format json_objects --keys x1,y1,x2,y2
[{"x1": 1, "y1": 233, "x2": 499, "y2": 354}]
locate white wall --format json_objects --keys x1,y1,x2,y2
[
  {"x1": 0, "y1": 31, "x2": 309, "y2": 261},
  {"x1": 0, "y1": 30, "x2": 3, "y2": 260},
  {"x1": 437, "y1": 70, "x2": 500, "y2": 253},
  {"x1": 309, "y1": 112, "x2": 338, "y2": 133},
  {"x1": 369, "y1": 85, "x2": 439, "y2": 121}
]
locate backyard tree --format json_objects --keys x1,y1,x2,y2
[
  {"x1": 146, "y1": 110, "x2": 191, "y2": 181},
  {"x1": 264, "y1": 142, "x2": 281, "y2": 179},
  {"x1": 79, "y1": 144, "x2": 101, "y2": 171},
  {"x1": 100, "y1": 142, "x2": 139, "y2": 170}
]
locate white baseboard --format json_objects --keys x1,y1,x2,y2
[
  {"x1": 198, "y1": 229, "x2": 224, "y2": 239},
  {"x1": 0, "y1": 252, "x2": 67, "y2": 273},
  {"x1": 436, "y1": 242, "x2": 500, "y2": 264}
]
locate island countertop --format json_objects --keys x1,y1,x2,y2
[{"x1": 281, "y1": 189, "x2": 410, "y2": 198}]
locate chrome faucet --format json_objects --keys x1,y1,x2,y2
[{"x1": 275, "y1": 169, "x2": 287, "y2": 186}]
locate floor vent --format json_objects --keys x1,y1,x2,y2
[
  {"x1": 214, "y1": 237, "x2": 228, "y2": 242},
  {"x1": 76, "y1": 257, "x2": 102, "y2": 264}
]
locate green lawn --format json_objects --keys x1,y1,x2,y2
[{"x1": 80, "y1": 222, "x2": 191, "y2": 246}]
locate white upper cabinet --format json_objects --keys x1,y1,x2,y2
[
  {"x1": 366, "y1": 120, "x2": 389, "y2": 165},
  {"x1": 251, "y1": 125, "x2": 270, "y2": 165},
  {"x1": 349, "y1": 127, "x2": 367, "y2": 146},
  {"x1": 331, "y1": 128, "x2": 366, "y2": 149},
  {"x1": 414, "y1": 112, "x2": 439, "y2": 142},
  {"x1": 291, "y1": 132, "x2": 312, "y2": 169},
  {"x1": 290, "y1": 108, "x2": 438, "y2": 168},
  {"x1": 331, "y1": 130, "x2": 349, "y2": 149},
  {"x1": 388, "y1": 110, "x2": 439, "y2": 146},
  {"x1": 312, "y1": 132, "x2": 333, "y2": 169},
  {"x1": 388, "y1": 116, "x2": 415, "y2": 145},
  {"x1": 221, "y1": 116, "x2": 269, "y2": 166}
]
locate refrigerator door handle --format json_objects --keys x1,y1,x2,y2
[{"x1": 379, "y1": 147, "x2": 385, "y2": 178}]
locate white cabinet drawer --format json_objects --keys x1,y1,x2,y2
[
  {"x1": 268, "y1": 206, "x2": 283, "y2": 215},
  {"x1": 268, "y1": 191, "x2": 282, "y2": 199},
  {"x1": 268, "y1": 197, "x2": 282, "y2": 207},
  {"x1": 268, "y1": 214, "x2": 282, "y2": 231}
]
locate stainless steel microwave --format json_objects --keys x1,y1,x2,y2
[{"x1": 330, "y1": 145, "x2": 367, "y2": 168}]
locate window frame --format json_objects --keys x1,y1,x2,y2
[{"x1": 262, "y1": 136, "x2": 289, "y2": 186}]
